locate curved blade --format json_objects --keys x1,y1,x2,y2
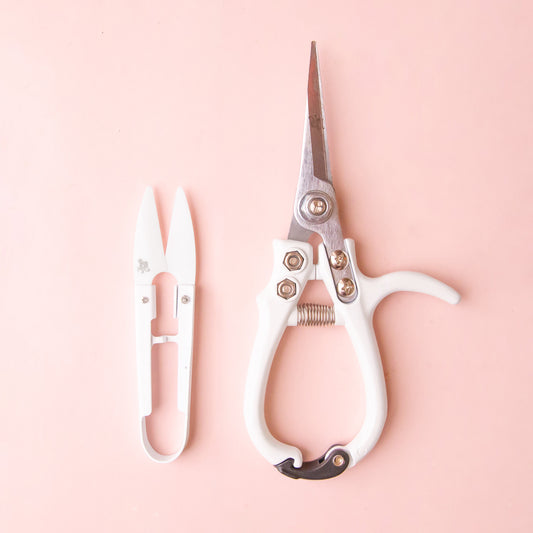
[
  {"x1": 134, "y1": 187, "x2": 167, "y2": 284},
  {"x1": 166, "y1": 188, "x2": 196, "y2": 285}
]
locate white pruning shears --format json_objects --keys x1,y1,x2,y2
[
  {"x1": 134, "y1": 187, "x2": 196, "y2": 463},
  {"x1": 244, "y1": 42, "x2": 460, "y2": 480}
]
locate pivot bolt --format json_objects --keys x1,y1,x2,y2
[
  {"x1": 333, "y1": 454, "x2": 345, "y2": 467},
  {"x1": 337, "y1": 278, "x2": 355, "y2": 297},
  {"x1": 300, "y1": 191, "x2": 333, "y2": 223},
  {"x1": 308, "y1": 197, "x2": 327, "y2": 216},
  {"x1": 283, "y1": 251, "x2": 304, "y2": 271},
  {"x1": 330, "y1": 250, "x2": 348, "y2": 270},
  {"x1": 277, "y1": 279, "x2": 297, "y2": 300}
]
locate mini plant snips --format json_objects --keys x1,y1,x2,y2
[
  {"x1": 134, "y1": 187, "x2": 196, "y2": 463},
  {"x1": 243, "y1": 43, "x2": 460, "y2": 480}
]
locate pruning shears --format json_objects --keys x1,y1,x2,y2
[{"x1": 244, "y1": 42, "x2": 460, "y2": 480}]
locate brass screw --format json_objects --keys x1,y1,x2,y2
[
  {"x1": 333, "y1": 454, "x2": 345, "y2": 467},
  {"x1": 283, "y1": 251, "x2": 304, "y2": 271},
  {"x1": 277, "y1": 279, "x2": 297, "y2": 300},
  {"x1": 337, "y1": 278, "x2": 355, "y2": 297},
  {"x1": 308, "y1": 197, "x2": 327, "y2": 216},
  {"x1": 330, "y1": 250, "x2": 348, "y2": 270}
]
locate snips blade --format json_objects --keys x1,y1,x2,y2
[
  {"x1": 166, "y1": 188, "x2": 196, "y2": 285},
  {"x1": 289, "y1": 41, "x2": 333, "y2": 241},
  {"x1": 307, "y1": 40, "x2": 332, "y2": 183},
  {"x1": 134, "y1": 187, "x2": 167, "y2": 284}
]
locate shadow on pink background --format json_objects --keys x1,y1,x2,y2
[{"x1": 1, "y1": 1, "x2": 532, "y2": 531}]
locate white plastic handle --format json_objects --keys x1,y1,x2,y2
[
  {"x1": 135, "y1": 283, "x2": 195, "y2": 463},
  {"x1": 176, "y1": 284, "x2": 195, "y2": 426},
  {"x1": 135, "y1": 284, "x2": 156, "y2": 418},
  {"x1": 244, "y1": 238, "x2": 460, "y2": 470},
  {"x1": 244, "y1": 240, "x2": 314, "y2": 468}
]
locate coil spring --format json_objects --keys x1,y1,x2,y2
[{"x1": 297, "y1": 303, "x2": 336, "y2": 326}]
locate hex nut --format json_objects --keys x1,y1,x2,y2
[
  {"x1": 277, "y1": 279, "x2": 297, "y2": 300},
  {"x1": 283, "y1": 251, "x2": 304, "y2": 271}
]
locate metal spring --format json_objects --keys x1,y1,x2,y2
[{"x1": 297, "y1": 303, "x2": 336, "y2": 326}]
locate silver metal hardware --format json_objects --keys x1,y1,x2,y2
[
  {"x1": 181, "y1": 295, "x2": 190, "y2": 304},
  {"x1": 333, "y1": 454, "x2": 345, "y2": 467},
  {"x1": 337, "y1": 278, "x2": 355, "y2": 297},
  {"x1": 141, "y1": 297, "x2": 149, "y2": 304},
  {"x1": 277, "y1": 279, "x2": 297, "y2": 300},
  {"x1": 283, "y1": 251, "x2": 304, "y2": 271},
  {"x1": 330, "y1": 250, "x2": 348, "y2": 270},
  {"x1": 308, "y1": 197, "x2": 327, "y2": 215},
  {"x1": 297, "y1": 303, "x2": 335, "y2": 326},
  {"x1": 299, "y1": 191, "x2": 333, "y2": 224}
]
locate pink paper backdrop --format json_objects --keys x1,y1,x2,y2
[{"x1": 1, "y1": 1, "x2": 532, "y2": 531}]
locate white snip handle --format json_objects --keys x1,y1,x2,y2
[
  {"x1": 177, "y1": 284, "x2": 195, "y2": 425},
  {"x1": 135, "y1": 283, "x2": 195, "y2": 463},
  {"x1": 135, "y1": 284, "x2": 156, "y2": 418}
]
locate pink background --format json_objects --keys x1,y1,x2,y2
[{"x1": 1, "y1": 1, "x2": 532, "y2": 531}]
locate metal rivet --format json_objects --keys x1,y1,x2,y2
[
  {"x1": 299, "y1": 191, "x2": 333, "y2": 223},
  {"x1": 333, "y1": 454, "x2": 345, "y2": 467},
  {"x1": 308, "y1": 197, "x2": 327, "y2": 216},
  {"x1": 337, "y1": 278, "x2": 355, "y2": 297},
  {"x1": 283, "y1": 251, "x2": 304, "y2": 271},
  {"x1": 181, "y1": 296, "x2": 190, "y2": 304},
  {"x1": 330, "y1": 250, "x2": 348, "y2": 270},
  {"x1": 277, "y1": 279, "x2": 297, "y2": 300},
  {"x1": 141, "y1": 297, "x2": 149, "y2": 304}
]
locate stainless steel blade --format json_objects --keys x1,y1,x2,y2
[
  {"x1": 166, "y1": 188, "x2": 196, "y2": 285},
  {"x1": 307, "y1": 40, "x2": 332, "y2": 184},
  {"x1": 289, "y1": 41, "x2": 334, "y2": 241},
  {"x1": 288, "y1": 43, "x2": 357, "y2": 302},
  {"x1": 134, "y1": 187, "x2": 167, "y2": 284}
]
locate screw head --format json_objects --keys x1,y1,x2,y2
[
  {"x1": 308, "y1": 197, "x2": 327, "y2": 216},
  {"x1": 337, "y1": 278, "x2": 355, "y2": 297},
  {"x1": 299, "y1": 191, "x2": 333, "y2": 223},
  {"x1": 283, "y1": 251, "x2": 304, "y2": 271},
  {"x1": 333, "y1": 454, "x2": 345, "y2": 467},
  {"x1": 277, "y1": 279, "x2": 297, "y2": 300},
  {"x1": 141, "y1": 296, "x2": 149, "y2": 304},
  {"x1": 330, "y1": 250, "x2": 348, "y2": 270},
  {"x1": 181, "y1": 295, "x2": 190, "y2": 304}
]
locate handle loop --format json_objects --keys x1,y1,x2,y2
[{"x1": 244, "y1": 238, "x2": 460, "y2": 478}]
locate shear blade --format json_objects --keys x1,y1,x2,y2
[
  {"x1": 306, "y1": 40, "x2": 332, "y2": 184},
  {"x1": 289, "y1": 41, "x2": 333, "y2": 242}
]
